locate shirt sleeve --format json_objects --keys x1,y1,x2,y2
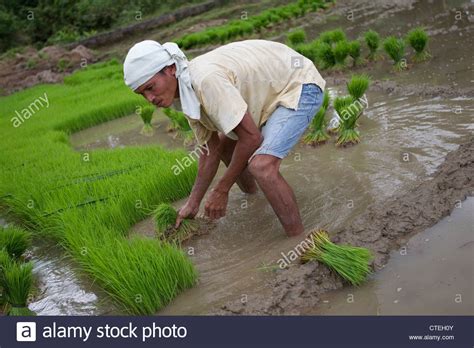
[
  {"x1": 188, "y1": 119, "x2": 212, "y2": 146},
  {"x1": 199, "y1": 72, "x2": 248, "y2": 136}
]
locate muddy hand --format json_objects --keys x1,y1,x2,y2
[
  {"x1": 204, "y1": 188, "x2": 229, "y2": 220},
  {"x1": 175, "y1": 200, "x2": 199, "y2": 228}
]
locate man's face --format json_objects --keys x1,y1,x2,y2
[{"x1": 135, "y1": 65, "x2": 178, "y2": 108}]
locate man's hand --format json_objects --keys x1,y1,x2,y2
[
  {"x1": 175, "y1": 199, "x2": 200, "y2": 228},
  {"x1": 204, "y1": 188, "x2": 229, "y2": 220}
]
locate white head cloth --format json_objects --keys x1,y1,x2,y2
[{"x1": 123, "y1": 40, "x2": 200, "y2": 120}]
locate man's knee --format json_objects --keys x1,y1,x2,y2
[{"x1": 248, "y1": 154, "x2": 280, "y2": 180}]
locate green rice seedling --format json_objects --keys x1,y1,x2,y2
[
  {"x1": 333, "y1": 40, "x2": 350, "y2": 68},
  {"x1": 294, "y1": 42, "x2": 319, "y2": 63},
  {"x1": 304, "y1": 91, "x2": 330, "y2": 145},
  {"x1": 2, "y1": 261, "x2": 35, "y2": 316},
  {"x1": 139, "y1": 105, "x2": 154, "y2": 136},
  {"x1": 364, "y1": 30, "x2": 380, "y2": 61},
  {"x1": 162, "y1": 108, "x2": 190, "y2": 132},
  {"x1": 348, "y1": 40, "x2": 361, "y2": 66},
  {"x1": 334, "y1": 96, "x2": 363, "y2": 146},
  {"x1": 287, "y1": 29, "x2": 307, "y2": 46},
  {"x1": 347, "y1": 74, "x2": 370, "y2": 100},
  {"x1": 153, "y1": 203, "x2": 198, "y2": 244},
  {"x1": 319, "y1": 28, "x2": 346, "y2": 45},
  {"x1": 406, "y1": 27, "x2": 430, "y2": 62},
  {"x1": 0, "y1": 226, "x2": 32, "y2": 259},
  {"x1": 301, "y1": 229, "x2": 373, "y2": 286},
  {"x1": 316, "y1": 42, "x2": 336, "y2": 69},
  {"x1": 383, "y1": 36, "x2": 406, "y2": 71}
]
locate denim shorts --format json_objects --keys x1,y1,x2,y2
[{"x1": 250, "y1": 83, "x2": 323, "y2": 161}]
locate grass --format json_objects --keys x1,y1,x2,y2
[
  {"x1": 0, "y1": 226, "x2": 32, "y2": 259},
  {"x1": 0, "y1": 59, "x2": 199, "y2": 314},
  {"x1": 301, "y1": 229, "x2": 373, "y2": 286},
  {"x1": 383, "y1": 36, "x2": 406, "y2": 71},
  {"x1": 348, "y1": 40, "x2": 361, "y2": 66},
  {"x1": 347, "y1": 74, "x2": 370, "y2": 100},
  {"x1": 175, "y1": 0, "x2": 332, "y2": 49},
  {"x1": 304, "y1": 90, "x2": 330, "y2": 145},
  {"x1": 153, "y1": 203, "x2": 198, "y2": 244},
  {"x1": 406, "y1": 27, "x2": 430, "y2": 62},
  {"x1": 364, "y1": 30, "x2": 380, "y2": 61},
  {"x1": 287, "y1": 29, "x2": 307, "y2": 46},
  {"x1": 1, "y1": 261, "x2": 35, "y2": 316},
  {"x1": 139, "y1": 105, "x2": 155, "y2": 136}
]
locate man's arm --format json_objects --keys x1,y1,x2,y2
[
  {"x1": 175, "y1": 131, "x2": 221, "y2": 227},
  {"x1": 205, "y1": 111, "x2": 263, "y2": 219}
]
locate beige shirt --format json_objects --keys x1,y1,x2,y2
[{"x1": 185, "y1": 39, "x2": 326, "y2": 145}]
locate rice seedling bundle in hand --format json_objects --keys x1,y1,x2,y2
[
  {"x1": 348, "y1": 40, "x2": 361, "y2": 66},
  {"x1": 287, "y1": 29, "x2": 306, "y2": 46},
  {"x1": 139, "y1": 105, "x2": 155, "y2": 136},
  {"x1": 304, "y1": 91, "x2": 331, "y2": 145},
  {"x1": 301, "y1": 229, "x2": 373, "y2": 286},
  {"x1": 153, "y1": 203, "x2": 198, "y2": 244},
  {"x1": 333, "y1": 40, "x2": 350, "y2": 68},
  {"x1": 162, "y1": 108, "x2": 191, "y2": 132},
  {"x1": 383, "y1": 36, "x2": 406, "y2": 71},
  {"x1": 364, "y1": 30, "x2": 380, "y2": 61},
  {"x1": 2, "y1": 261, "x2": 35, "y2": 316},
  {"x1": 334, "y1": 96, "x2": 363, "y2": 146},
  {"x1": 406, "y1": 27, "x2": 430, "y2": 62},
  {"x1": 0, "y1": 226, "x2": 31, "y2": 259}
]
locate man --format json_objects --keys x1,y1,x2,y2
[{"x1": 124, "y1": 39, "x2": 325, "y2": 237}]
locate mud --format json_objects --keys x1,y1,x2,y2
[{"x1": 218, "y1": 137, "x2": 473, "y2": 314}]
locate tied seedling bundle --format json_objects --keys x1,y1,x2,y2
[
  {"x1": 383, "y1": 36, "x2": 406, "y2": 71},
  {"x1": 0, "y1": 226, "x2": 31, "y2": 260},
  {"x1": 162, "y1": 108, "x2": 194, "y2": 145},
  {"x1": 406, "y1": 27, "x2": 430, "y2": 62},
  {"x1": 304, "y1": 90, "x2": 331, "y2": 145},
  {"x1": 139, "y1": 106, "x2": 155, "y2": 136},
  {"x1": 334, "y1": 74, "x2": 370, "y2": 146},
  {"x1": 364, "y1": 30, "x2": 380, "y2": 61},
  {"x1": 153, "y1": 203, "x2": 198, "y2": 244},
  {"x1": 301, "y1": 229, "x2": 373, "y2": 286}
]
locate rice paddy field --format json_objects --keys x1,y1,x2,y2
[{"x1": 1, "y1": 0, "x2": 473, "y2": 316}]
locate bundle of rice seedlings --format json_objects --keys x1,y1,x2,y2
[
  {"x1": 301, "y1": 229, "x2": 373, "y2": 286},
  {"x1": 0, "y1": 226, "x2": 31, "y2": 259},
  {"x1": 348, "y1": 40, "x2": 361, "y2": 66},
  {"x1": 304, "y1": 91, "x2": 331, "y2": 145},
  {"x1": 406, "y1": 27, "x2": 430, "y2": 62},
  {"x1": 333, "y1": 40, "x2": 350, "y2": 68},
  {"x1": 287, "y1": 29, "x2": 306, "y2": 46},
  {"x1": 162, "y1": 108, "x2": 190, "y2": 132},
  {"x1": 383, "y1": 36, "x2": 406, "y2": 71},
  {"x1": 334, "y1": 96, "x2": 363, "y2": 146},
  {"x1": 364, "y1": 30, "x2": 380, "y2": 61},
  {"x1": 320, "y1": 28, "x2": 346, "y2": 45},
  {"x1": 153, "y1": 203, "x2": 198, "y2": 244},
  {"x1": 346, "y1": 74, "x2": 370, "y2": 100},
  {"x1": 139, "y1": 106, "x2": 154, "y2": 136},
  {"x1": 316, "y1": 42, "x2": 336, "y2": 69},
  {"x1": 2, "y1": 261, "x2": 35, "y2": 316}
]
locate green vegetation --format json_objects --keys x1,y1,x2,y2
[
  {"x1": 139, "y1": 105, "x2": 155, "y2": 136},
  {"x1": 364, "y1": 30, "x2": 380, "y2": 61},
  {"x1": 406, "y1": 27, "x2": 430, "y2": 62},
  {"x1": 333, "y1": 40, "x2": 350, "y2": 68},
  {"x1": 334, "y1": 96, "x2": 362, "y2": 146},
  {"x1": 316, "y1": 41, "x2": 336, "y2": 69},
  {"x1": 319, "y1": 28, "x2": 346, "y2": 44},
  {"x1": 348, "y1": 40, "x2": 361, "y2": 66},
  {"x1": 176, "y1": 0, "x2": 332, "y2": 49},
  {"x1": 56, "y1": 58, "x2": 72, "y2": 73},
  {"x1": 383, "y1": 36, "x2": 406, "y2": 71},
  {"x1": 347, "y1": 74, "x2": 370, "y2": 100},
  {"x1": 0, "y1": 226, "x2": 31, "y2": 260},
  {"x1": 301, "y1": 229, "x2": 373, "y2": 286},
  {"x1": 0, "y1": 60, "x2": 198, "y2": 314},
  {"x1": 304, "y1": 90, "x2": 330, "y2": 145},
  {"x1": 153, "y1": 203, "x2": 198, "y2": 244},
  {"x1": 1, "y1": 261, "x2": 35, "y2": 316},
  {"x1": 287, "y1": 29, "x2": 307, "y2": 46},
  {"x1": 162, "y1": 108, "x2": 195, "y2": 145}
]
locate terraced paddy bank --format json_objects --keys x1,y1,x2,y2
[{"x1": 0, "y1": 60, "x2": 199, "y2": 314}]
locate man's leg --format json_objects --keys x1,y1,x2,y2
[
  {"x1": 217, "y1": 133, "x2": 258, "y2": 194},
  {"x1": 248, "y1": 154, "x2": 303, "y2": 236}
]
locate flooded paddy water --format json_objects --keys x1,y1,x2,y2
[{"x1": 16, "y1": 0, "x2": 473, "y2": 315}]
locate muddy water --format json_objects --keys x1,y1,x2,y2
[
  {"x1": 68, "y1": 88, "x2": 473, "y2": 314},
  {"x1": 306, "y1": 197, "x2": 473, "y2": 315}
]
